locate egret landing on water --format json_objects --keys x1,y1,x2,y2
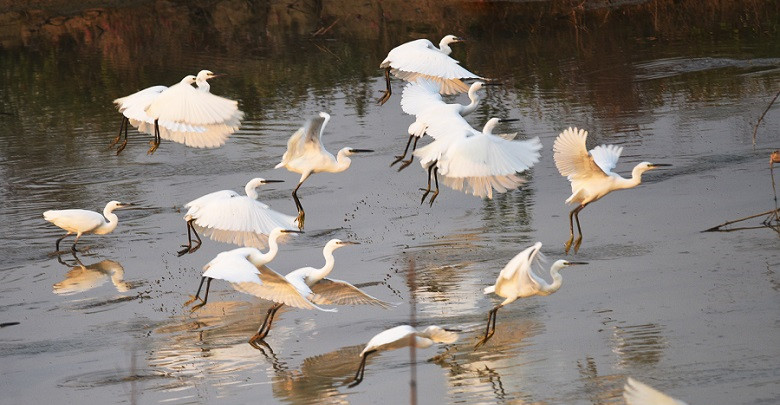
[
  {"x1": 43, "y1": 201, "x2": 135, "y2": 255},
  {"x1": 177, "y1": 178, "x2": 296, "y2": 256},
  {"x1": 377, "y1": 35, "x2": 483, "y2": 105},
  {"x1": 275, "y1": 112, "x2": 373, "y2": 230},
  {"x1": 476, "y1": 242, "x2": 586, "y2": 348},
  {"x1": 348, "y1": 325, "x2": 458, "y2": 387},
  {"x1": 237, "y1": 239, "x2": 394, "y2": 347},
  {"x1": 624, "y1": 377, "x2": 688, "y2": 405},
  {"x1": 553, "y1": 127, "x2": 671, "y2": 254}
]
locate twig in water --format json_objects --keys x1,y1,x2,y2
[
  {"x1": 753, "y1": 89, "x2": 780, "y2": 146},
  {"x1": 702, "y1": 208, "x2": 780, "y2": 232}
]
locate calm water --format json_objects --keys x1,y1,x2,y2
[{"x1": 1, "y1": 14, "x2": 779, "y2": 405}]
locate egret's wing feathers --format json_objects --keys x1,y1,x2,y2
[
  {"x1": 191, "y1": 197, "x2": 295, "y2": 249},
  {"x1": 553, "y1": 127, "x2": 606, "y2": 179},
  {"x1": 400, "y1": 79, "x2": 445, "y2": 116},
  {"x1": 43, "y1": 209, "x2": 105, "y2": 232},
  {"x1": 245, "y1": 266, "x2": 334, "y2": 311},
  {"x1": 623, "y1": 378, "x2": 688, "y2": 405},
  {"x1": 589, "y1": 144, "x2": 623, "y2": 175},
  {"x1": 202, "y1": 251, "x2": 262, "y2": 284},
  {"x1": 383, "y1": 39, "x2": 481, "y2": 94},
  {"x1": 145, "y1": 82, "x2": 243, "y2": 126},
  {"x1": 309, "y1": 278, "x2": 395, "y2": 308},
  {"x1": 497, "y1": 243, "x2": 542, "y2": 293}
]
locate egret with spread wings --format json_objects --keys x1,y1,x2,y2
[{"x1": 553, "y1": 127, "x2": 670, "y2": 253}]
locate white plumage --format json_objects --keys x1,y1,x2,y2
[
  {"x1": 53, "y1": 259, "x2": 129, "y2": 295},
  {"x1": 378, "y1": 34, "x2": 483, "y2": 105},
  {"x1": 476, "y1": 242, "x2": 586, "y2": 348},
  {"x1": 624, "y1": 378, "x2": 688, "y2": 405},
  {"x1": 177, "y1": 178, "x2": 296, "y2": 256},
  {"x1": 553, "y1": 127, "x2": 670, "y2": 253},
  {"x1": 348, "y1": 325, "x2": 458, "y2": 386},
  {"x1": 43, "y1": 200, "x2": 133, "y2": 253}
]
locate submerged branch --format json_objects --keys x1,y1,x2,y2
[
  {"x1": 753, "y1": 89, "x2": 780, "y2": 146},
  {"x1": 702, "y1": 209, "x2": 780, "y2": 232}
]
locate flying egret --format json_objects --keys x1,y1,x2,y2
[
  {"x1": 177, "y1": 178, "x2": 296, "y2": 256},
  {"x1": 393, "y1": 79, "x2": 497, "y2": 169},
  {"x1": 476, "y1": 242, "x2": 586, "y2": 348},
  {"x1": 624, "y1": 377, "x2": 688, "y2": 405},
  {"x1": 377, "y1": 35, "x2": 483, "y2": 105},
  {"x1": 43, "y1": 201, "x2": 135, "y2": 254},
  {"x1": 348, "y1": 325, "x2": 458, "y2": 387},
  {"x1": 275, "y1": 112, "x2": 373, "y2": 230},
  {"x1": 238, "y1": 239, "x2": 393, "y2": 345},
  {"x1": 414, "y1": 117, "x2": 542, "y2": 205},
  {"x1": 184, "y1": 227, "x2": 302, "y2": 312},
  {"x1": 143, "y1": 74, "x2": 243, "y2": 154},
  {"x1": 553, "y1": 127, "x2": 671, "y2": 254}
]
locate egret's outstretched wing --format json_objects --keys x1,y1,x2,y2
[
  {"x1": 500, "y1": 242, "x2": 543, "y2": 292},
  {"x1": 362, "y1": 325, "x2": 417, "y2": 355},
  {"x1": 202, "y1": 250, "x2": 262, "y2": 284},
  {"x1": 43, "y1": 209, "x2": 105, "y2": 232},
  {"x1": 623, "y1": 378, "x2": 688, "y2": 405},
  {"x1": 276, "y1": 113, "x2": 330, "y2": 168},
  {"x1": 191, "y1": 198, "x2": 295, "y2": 249},
  {"x1": 589, "y1": 144, "x2": 623, "y2": 176},
  {"x1": 114, "y1": 86, "x2": 167, "y2": 121},
  {"x1": 145, "y1": 81, "x2": 243, "y2": 126},
  {"x1": 382, "y1": 39, "x2": 481, "y2": 94},
  {"x1": 400, "y1": 79, "x2": 445, "y2": 116},
  {"x1": 309, "y1": 278, "x2": 395, "y2": 308},
  {"x1": 240, "y1": 265, "x2": 335, "y2": 311},
  {"x1": 185, "y1": 190, "x2": 238, "y2": 213},
  {"x1": 553, "y1": 127, "x2": 606, "y2": 179}
]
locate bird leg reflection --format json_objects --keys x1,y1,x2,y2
[
  {"x1": 390, "y1": 135, "x2": 414, "y2": 167},
  {"x1": 475, "y1": 305, "x2": 501, "y2": 348},
  {"x1": 185, "y1": 277, "x2": 212, "y2": 312},
  {"x1": 348, "y1": 349, "x2": 375, "y2": 387},
  {"x1": 249, "y1": 303, "x2": 284, "y2": 344},
  {"x1": 377, "y1": 68, "x2": 392, "y2": 106},
  {"x1": 177, "y1": 219, "x2": 202, "y2": 256},
  {"x1": 565, "y1": 204, "x2": 586, "y2": 254},
  {"x1": 292, "y1": 182, "x2": 306, "y2": 230},
  {"x1": 148, "y1": 119, "x2": 161, "y2": 155},
  {"x1": 419, "y1": 163, "x2": 440, "y2": 206},
  {"x1": 396, "y1": 137, "x2": 419, "y2": 171}
]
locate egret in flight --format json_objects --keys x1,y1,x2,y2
[
  {"x1": 184, "y1": 227, "x2": 302, "y2": 312},
  {"x1": 43, "y1": 201, "x2": 135, "y2": 254},
  {"x1": 414, "y1": 117, "x2": 542, "y2": 205},
  {"x1": 624, "y1": 377, "x2": 688, "y2": 405},
  {"x1": 393, "y1": 79, "x2": 495, "y2": 169},
  {"x1": 476, "y1": 242, "x2": 586, "y2": 348},
  {"x1": 553, "y1": 127, "x2": 671, "y2": 254},
  {"x1": 177, "y1": 178, "x2": 296, "y2": 256},
  {"x1": 348, "y1": 325, "x2": 458, "y2": 387},
  {"x1": 378, "y1": 35, "x2": 483, "y2": 105},
  {"x1": 238, "y1": 239, "x2": 393, "y2": 345},
  {"x1": 275, "y1": 112, "x2": 373, "y2": 230}
]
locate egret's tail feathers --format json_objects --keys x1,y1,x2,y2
[{"x1": 483, "y1": 285, "x2": 495, "y2": 295}]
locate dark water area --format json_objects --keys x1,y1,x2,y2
[{"x1": 1, "y1": 1, "x2": 780, "y2": 404}]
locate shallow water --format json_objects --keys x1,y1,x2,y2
[{"x1": 1, "y1": 13, "x2": 779, "y2": 405}]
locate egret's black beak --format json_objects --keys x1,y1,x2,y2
[
  {"x1": 443, "y1": 328, "x2": 462, "y2": 332},
  {"x1": 649, "y1": 164, "x2": 672, "y2": 168},
  {"x1": 499, "y1": 118, "x2": 520, "y2": 123},
  {"x1": 483, "y1": 82, "x2": 503, "y2": 86},
  {"x1": 339, "y1": 241, "x2": 361, "y2": 245},
  {"x1": 454, "y1": 37, "x2": 466, "y2": 42},
  {"x1": 211, "y1": 73, "x2": 226, "y2": 79},
  {"x1": 281, "y1": 230, "x2": 304, "y2": 234},
  {"x1": 351, "y1": 149, "x2": 374, "y2": 153},
  {"x1": 262, "y1": 180, "x2": 285, "y2": 184},
  {"x1": 568, "y1": 261, "x2": 589, "y2": 265}
]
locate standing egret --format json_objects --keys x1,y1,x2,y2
[
  {"x1": 476, "y1": 242, "x2": 586, "y2": 348},
  {"x1": 184, "y1": 227, "x2": 302, "y2": 312},
  {"x1": 177, "y1": 178, "x2": 296, "y2": 256},
  {"x1": 377, "y1": 35, "x2": 483, "y2": 105},
  {"x1": 393, "y1": 79, "x2": 496, "y2": 169},
  {"x1": 348, "y1": 325, "x2": 458, "y2": 387},
  {"x1": 143, "y1": 74, "x2": 243, "y2": 154},
  {"x1": 414, "y1": 117, "x2": 542, "y2": 205},
  {"x1": 553, "y1": 127, "x2": 671, "y2": 254},
  {"x1": 275, "y1": 112, "x2": 373, "y2": 230},
  {"x1": 43, "y1": 201, "x2": 135, "y2": 254},
  {"x1": 624, "y1": 377, "x2": 688, "y2": 405},
  {"x1": 238, "y1": 239, "x2": 393, "y2": 345}
]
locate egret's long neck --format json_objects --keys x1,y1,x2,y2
[
  {"x1": 309, "y1": 245, "x2": 337, "y2": 283},
  {"x1": 95, "y1": 207, "x2": 119, "y2": 234},
  {"x1": 615, "y1": 165, "x2": 649, "y2": 190},
  {"x1": 259, "y1": 234, "x2": 282, "y2": 264},
  {"x1": 541, "y1": 263, "x2": 565, "y2": 294},
  {"x1": 438, "y1": 40, "x2": 453, "y2": 55},
  {"x1": 245, "y1": 184, "x2": 259, "y2": 200},
  {"x1": 196, "y1": 80, "x2": 210, "y2": 92},
  {"x1": 330, "y1": 151, "x2": 353, "y2": 173},
  {"x1": 460, "y1": 88, "x2": 481, "y2": 116}
]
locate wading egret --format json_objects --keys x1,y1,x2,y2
[
  {"x1": 476, "y1": 242, "x2": 586, "y2": 348},
  {"x1": 377, "y1": 35, "x2": 483, "y2": 105},
  {"x1": 275, "y1": 112, "x2": 373, "y2": 230},
  {"x1": 393, "y1": 79, "x2": 496, "y2": 169},
  {"x1": 414, "y1": 117, "x2": 542, "y2": 205},
  {"x1": 184, "y1": 227, "x2": 302, "y2": 312},
  {"x1": 143, "y1": 74, "x2": 243, "y2": 154},
  {"x1": 43, "y1": 201, "x2": 135, "y2": 254},
  {"x1": 624, "y1": 377, "x2": 688, "y2": 405},
  {"x1": 177, "y1": 178, "x2": 296, "y2": 256},
  {"x1": 553, "y1": 127, "x2": 671, "y2": 254},
  {"x1": 239, "y1": 239, "x2": 393, "y2": 345},
  {"x1": 348, "y1": 325, "x2": 458, "y2": 387}
]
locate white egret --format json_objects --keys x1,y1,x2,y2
[
  {"x1": 184, "y1": 227, "x2": 302, "y2": 312},
  {"x1": 553, "y1": 127, "x2": 671, "y2": 253},
  {"x1": 377, "y1": 35, "x2": 483, "y2": 105},
  {"x1": 393, "y1": 78, "x2": 497, "y2": 169},
  {"x1": 624, "y1": 377, "x2": 688, "y2": 405},
  {"x1": 238, "y1": 239, "x2": 393, "y2": 345},
  {"x1": 143, "y1": 73, "x2": 243, "y2": 154},
  {"x1": 414, "y1": 117, "x2": 542, "y2": 205},
  {"x1": 177, "y1": 177, "x2": 296, "y2": 256},
  {"x1": 476, "y1": 242, "x2": 586, "y2": 348},
  {"x1": 348, "y1": 325, "x2": 458, "y2": 387},
  {"x1": 275, "y1": 112, "x2": 373, "y2": 230},
  {"x1": 43, "y1": 201, "x2": 135, "y2": 254}
]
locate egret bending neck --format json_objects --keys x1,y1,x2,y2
[
  {"x1": 94, "y1": 208, "x2": 120, "y2": 235},
  {"x1": 308, "y1": 246, "x2": 337, "y2": 283},
  {"x1": 540, "y1": 263, "x2": 565, "y2": 294}
]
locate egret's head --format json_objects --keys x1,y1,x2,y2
[
  {"x1": 106, "y1": 201, "x2": 135, "y2": 212},
  {"x1": 247, "y1": 177, "x2": 284, "y2": 188},
  {"x1": 422, "y1": 325, "x2": 459, "y2": 344},
  {"x1": 196, "y1": 70, "x2": 223, "y2": 81},
  {"x1": 441, "y1": 34, "x2": 464, "y2": 44},
  {"x1": 181, "y1": 75, "x2": 197, "y2": 85}
]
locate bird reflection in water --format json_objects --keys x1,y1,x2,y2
[{"x1": 53, "y1": 256, "x2": 131, "y2": 295}]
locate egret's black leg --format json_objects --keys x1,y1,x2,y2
[
  {"x1": 564, "y1": 206, "x2": 580, "y2": 254},
  {"x1": 249, "y1": 303, "x2": 284, "y2": 344},
  {"x1": 55, "y1": 233, "x2": 71, "y2": 252},
  {"x1": 148, "y1": 119, "x2": 161, "y2": 154},
  {"x1": 572, "y1": 204, "x2": 586, "y2": 253},
  {"x1": 190, "y1": 278, "x2": 212, "y2": 312},
  {"x1": 177, "y1": 219, "x2": 202, "y2": 256},
  {"x1": 397, "y1": 137, "x2": 420, "y2": 171},
  {"x1": 183, "y1": 276, "x2": 207, "y2": 306},
  {"x1": 348, "y1": 350, "x2": 375, "y2": 387},
  {"x1": 390, "y1": 135, "x2": 414, "y2": 167},
  {"x1": 419, "y1": 162, "x2": 436, "y2": 205},
  {"x1": 377, "y1": 68, "x2": 392, "y2": 105},
  {"x1": 292, "y1": 182, "x2": 305, "y2": 230},
  {"x1": 110, "y1": 117, "x2": 126, "y2": 149},
  {"x1": 116, "y1": 117, "x2": 130, "y2": 155},
  {"x1": 428, "y1": 166, "x2": 440, "y2": 206},
  {"x1": 475, "y1": 305, "x2": 501, "y2": 348}
]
